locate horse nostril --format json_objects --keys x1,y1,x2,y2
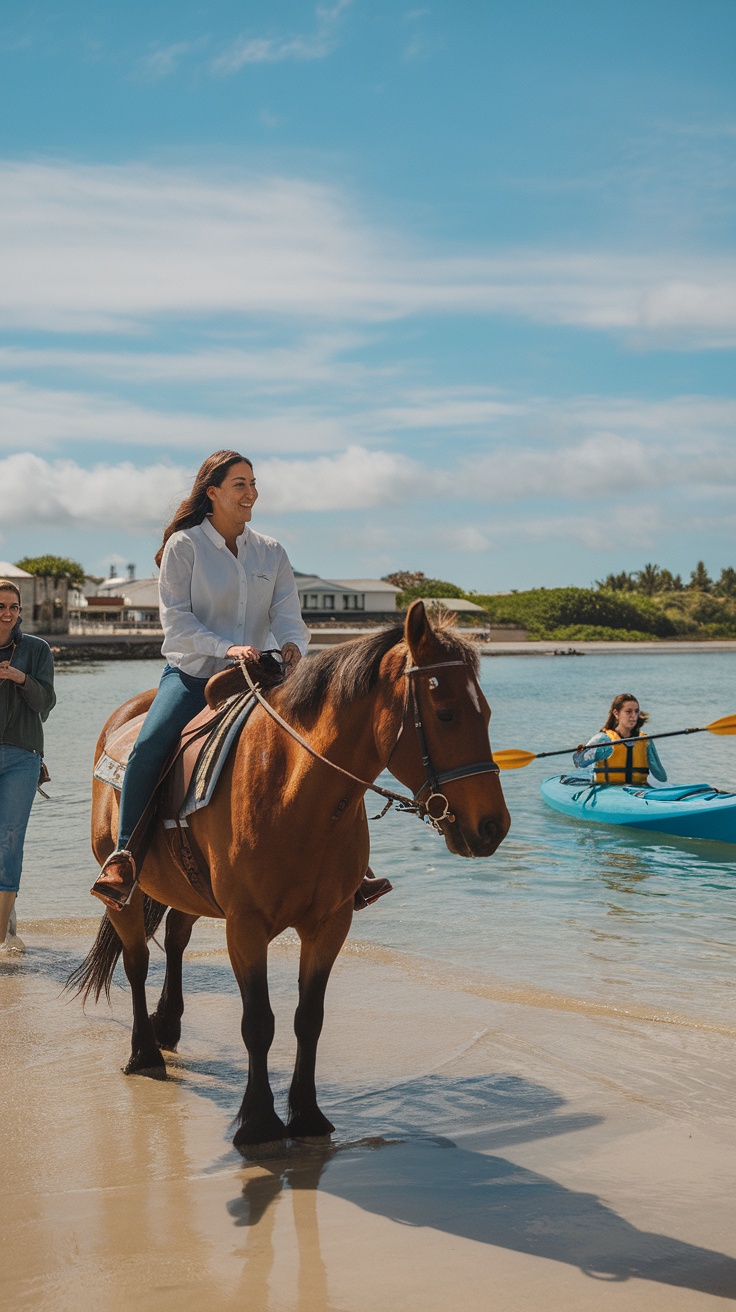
[{"x1": 480, "y1": 817, "x2": 500, "y2": 844}]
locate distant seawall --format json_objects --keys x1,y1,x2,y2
[{"x1": 39, "y1": 631, "x2": 736, "y2": 662}]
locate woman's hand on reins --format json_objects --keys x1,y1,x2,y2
[
  {"x1": 226, "y1": 645, "x2": 262, "y2": 663},
  {"x1": 281, "y1": 643, "x2": 302, "y2": 676}
]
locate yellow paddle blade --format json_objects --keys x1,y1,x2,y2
[
  {"x1": 706, "y1": 713, "x2": 736, "y2": 736},
  {"x1": 494, "y1": 748, "x2": 538, "y2": 770}
]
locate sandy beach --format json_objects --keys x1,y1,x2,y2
[{"x1": 2, "y1": 923, "x2": 735, "y2": 1311}]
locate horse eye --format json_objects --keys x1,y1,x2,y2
[
  {"x1": 428, "y1": 676, "x2": 439, "y2": 690},
  {"x1": 436, "y1": 709, "x2": 453, "y2": 722}
]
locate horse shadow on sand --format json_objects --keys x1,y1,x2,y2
[
  {"x1": 222, "y1": 1074, "x2": 736, "y2": 1301},
  {"x1": 38, "y1": 946, "x2": 736, "y2": 1298}
]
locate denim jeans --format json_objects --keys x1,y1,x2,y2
[
  {"x1": 117, "y1": 663, "x2": 208, "y2": 850},
  {"x1": 0, "y1": 744, "x2": 41, "y2": 893}
]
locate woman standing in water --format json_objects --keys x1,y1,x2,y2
[
  {"x1": 91, "y1": 450, "x2": 391, "y2": 911},
  {"x1": 0, "y1": 579, "x2": 56, "y2": 953},
  {"x1": 573, "y1": 692, "x2": 667, "y2": 785}
]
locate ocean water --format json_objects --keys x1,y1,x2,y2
[{"x1": 19, "y1": 652, "x2": 736, "y2": 1029}]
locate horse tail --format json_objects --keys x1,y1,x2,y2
[{"x1": 66, "y1": 895, "x2": 169, "y2": 1004}]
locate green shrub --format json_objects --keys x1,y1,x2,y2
[
  {"x1": 398, "y1": 578, "x2": 467, "y2": 606},
  {"x1": 473, "y1": 588, "x2": 677, "y2": 638}
]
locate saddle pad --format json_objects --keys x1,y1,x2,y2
[
  {"x1": 173, "y1": 692, "x2": 257, "y2": 822},
  {"x1": 93, "y1": 694, "x2": 256, "y2": 821},
  {"x1": 94, "y1": 713, "x2": 148, "y2": 791}
]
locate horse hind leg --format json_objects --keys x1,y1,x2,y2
[
  {"x1": 149, "y1": 909, "x2": 199, "y2": 1051},
  {"x1": 227, "y1": 922, "x2": 287, "y2": 1150},
  {"x1": 109, "y1": 890, "x2": 166, "y2": 1079},
  {"x1": 288, "y1": 906, "x2": 352, "y2": 1139}
]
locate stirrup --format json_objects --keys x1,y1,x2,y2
[{"x1": 90, "y1": 849, "x2": 138, "y2": 911}]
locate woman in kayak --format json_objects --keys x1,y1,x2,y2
[{"x1": 573, "y1": 693, "x2": 666, "y2": 785}]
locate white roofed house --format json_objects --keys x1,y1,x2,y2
[
  {"x1": 0, "y1": 562, "x2": 69, "y2": 634},
  {"x1": 295, "y1": 576, "x2": 401, "y2": 623}
]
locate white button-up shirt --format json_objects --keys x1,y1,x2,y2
[{"x1": 159, "y1": 518, "x2": 310, "y2": 678}]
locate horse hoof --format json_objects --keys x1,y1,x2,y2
[
  {"x1": 123, "y1": 1053, "x2": 167, "y2": 1079},
  {"x1": 149, "y1": 1013, "x2": 181, "y2": 1052},
  {"x1": 233, "y1": 1114, "x2": 288, "y2": 1151},
  {"x1": 287, "y1": 1111, "x2": 335, "y2": 1138}
]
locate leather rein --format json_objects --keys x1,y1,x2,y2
[{"x1": 238, "y1": 655, "x2": 500, "y2": 833}]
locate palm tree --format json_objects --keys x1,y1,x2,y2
[
  {"x1": 596, "y1": 571, "x2": 634, "y2": 592},
  {"x1": 636, "y1": 563, "x2": 661, "y2": 596}
]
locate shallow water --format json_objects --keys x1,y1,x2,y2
[{"x1": 19, "y1": 652, "x2": 736, "y2": 1028}]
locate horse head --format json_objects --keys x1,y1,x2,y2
[{"x1": 386, "y1": 600, "x2": 510, "y2": 858}]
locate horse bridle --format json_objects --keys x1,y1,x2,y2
[
  {"x1": 238, "y1": 654, "x2": 500, "y2": 833},
  {"x1": 399, "y1": 660, "x2": 500, "y2": 826}
]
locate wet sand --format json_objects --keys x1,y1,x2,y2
[{"x1": 2, "y1": 927, "x2": 736, "y2": 1311}]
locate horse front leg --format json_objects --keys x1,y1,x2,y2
[
  {"x1": 227, "y1": 918, "x2": 287, "y2": 1150},
  {"x1": 288, "y1": 905, "x2": 352, "y2": 1138},
  {"x1": 149, "y1": 909, "x2": 199, "y2": 1051},
  {"x1": 108, "y1": 890, "x2": 166, "y2": 1079}
]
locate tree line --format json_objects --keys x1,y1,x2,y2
[{"x1": 596, "y1": 562, "x2": 736, "y2": 598}]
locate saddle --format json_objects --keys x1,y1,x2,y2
[{"x1": 93, "y1": 654, "x2": 286, "y2": 913}]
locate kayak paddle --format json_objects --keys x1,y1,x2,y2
[{"x1": 494, "y1": 712, "x2": 736, "y2": 771}]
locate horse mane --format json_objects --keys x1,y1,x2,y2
[{"x1": 276, "y1": 613, "x2": 479, "y2": 723}]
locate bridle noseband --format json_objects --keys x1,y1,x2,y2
[{"x1": 238, "y1": 654, "x2": 500, "y2": 834}]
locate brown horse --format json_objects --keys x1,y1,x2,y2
[{"x1": 71, "y1": 601, "x2": 510, "y2": 1148}]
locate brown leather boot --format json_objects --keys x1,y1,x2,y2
[
  {"x1": 353, "y1": 868, "x2": 393, "y2": 911},
  {"x1": 90, "y1": 850, "x2": 138, "y2": 911}
]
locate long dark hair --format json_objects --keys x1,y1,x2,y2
[
  {"x1": 603, "y1": 693, "x2": 649, "y2": 735},
  {"x1": 156, "y1": 451, "x2": 252, "y2": 567}
]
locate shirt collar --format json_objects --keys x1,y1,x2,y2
[
  {"x1": 202, "y1": 516, "x2": 225, "y2": 548},
  {"x1": 202, "y1": 516, "x2": 249, "y2": 550}
]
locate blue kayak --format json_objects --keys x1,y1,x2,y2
[{"x1": 540, "y1": 774, "x2": 736, "y2": 844}]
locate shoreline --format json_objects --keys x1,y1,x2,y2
[
  {"x1": 2, "y1": 925, "x2": 735, "y2": 1309},
  {"x1": 37, "y1": 630, "x2": 736, "y2": 661}
]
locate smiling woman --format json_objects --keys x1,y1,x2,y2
[
  {"x1": 91, "y1": 449, "x2": 310, "y2": 910},
  {"x1": 0, "y1": 578, "x2": 56, "y2": 952}
]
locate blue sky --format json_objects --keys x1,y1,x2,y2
[{"x1": 0, "y1": 0, "x2": 734, "y2": 588}]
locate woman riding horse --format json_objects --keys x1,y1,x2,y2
[
  {"x1": 91, "y1": 450, "x2": 389, "y2": 912},
  {"x1": 73, "y1": 600, "x2": 510, "y2": 1145}
]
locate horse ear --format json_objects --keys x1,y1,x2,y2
[{"x1": 404, "y1": 599, "x2": 432, "y2": 663}]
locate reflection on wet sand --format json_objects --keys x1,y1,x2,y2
[
  {"x1": 225, "y1": 1128, "x2": 736, "y2": 1306},
  {"x1": 4, "y1": 933, "x2": 736, "y2": 1311}
]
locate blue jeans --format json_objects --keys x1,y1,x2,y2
[
  {"x1": 0, "y1": 744, "x2": 41, "y2": 893},
  {"x1": 117, "y1": 664, "x2": 208, "y2": 850}
]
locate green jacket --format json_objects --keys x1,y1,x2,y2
[{"x1": 0, "y1": 632, "x2": 56, "y2": 755}]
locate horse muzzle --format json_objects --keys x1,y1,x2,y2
[{"x1": 442, "y1": 808, "x2": 511, "y2": 858}]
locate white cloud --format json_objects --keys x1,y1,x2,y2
[
  {"x1": 0, "y1": 381, "x2": 350, "y2": 454},
  {"x1": 0, "y1": 447, "x2": 430, "y2": 530},
  {"x1": 258, "y1": 445, "x2": 430, "y2": 511},
  {"x1": 0, "y1": 453, "x2": 186, "y2": 531},
  {"x1": 0, "y1": 335, "x2": 370, "y2": 390},
  {"x1": 210, "y1": 1, "x2": 353, "y2": 74},
  {"x1": 1, "y1": 161, "x2": 735, "y2": 342},
  {"x1": 513, "y1": 505, "x2": 666, "y2": 552},
  {"x1": 137, "y1": 40, "x2": 202, "y2": 81}
]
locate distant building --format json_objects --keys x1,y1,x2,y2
[
  {"x1": 68, "y1": 568, "x2": 402, "y2": 631},
  {"x1": 0, "y1": 562, "x2": 69, "y2": 634},
  {"x1": 295, "y1": 576, "x2": 400, "y2": 622}
]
